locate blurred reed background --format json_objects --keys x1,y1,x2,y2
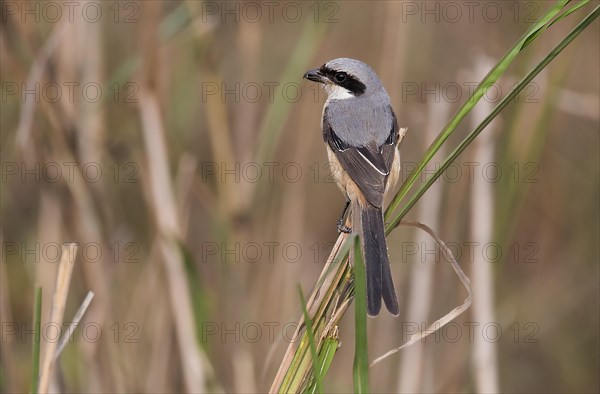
[{"x1": 1, "y1": 1, "x2": 598, "y2": 393}]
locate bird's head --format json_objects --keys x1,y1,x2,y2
[{"x1": 303, "y1": 58, "x2": 385, "y2": 100}]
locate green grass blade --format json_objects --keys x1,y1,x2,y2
[
  {"x1": 278, "y1": 236, "x2": 352, "y2": 393},
  {"x1": 385, "y1": 0, "x2": 571, "y2": 220},
  {"x1": 387, "y1": 4, "x2": 599, "y2": 232},
  {"x1": 298, "y1": 286, "x2": 323, "y2": 394},
  {"x1": 307, "y1": 329, "x2": 339, "y2": 394},
  {"x1": 316, "y1": 333, "x2": 338, "y2": 384},
  {"x1": 30, "y1": 287, "x2": 42, "y2": 394},
  {"x1": 546, "y1": 1, "x2": 590, "y2": 32},
  {"x1": 521, "y1": 0, "x2": 591, "y2": 48},
  {"x1": 159, "y1": 3, "x2": 191, "y2": 41},
  {"x1": 352, "y1": 236, "x2": 369, "y2": 394}
]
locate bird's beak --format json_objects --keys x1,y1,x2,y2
[{"x1": 304, "y1": 68, "x2": 327, "y2": 84}]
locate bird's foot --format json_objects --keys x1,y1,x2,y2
[{"x1": 337, "y1": 221, "x2": 352, "y2": 234}]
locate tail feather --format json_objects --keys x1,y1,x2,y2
[{"x1": 354, "y1": 202, "x2": 399, "y2": 316}]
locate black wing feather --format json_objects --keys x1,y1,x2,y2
[{"x1": 382, "y1": 107, "x2": 400, "y2": 172}]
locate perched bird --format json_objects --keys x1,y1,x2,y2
[{"x1": 304, "y1": 58, "x2": 406, "y2": 316}]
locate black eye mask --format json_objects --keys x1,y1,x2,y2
[{"x1": 319, "y1": 65, "x2": 366, "y2": 96}]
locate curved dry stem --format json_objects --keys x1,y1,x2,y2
[{"x1": 371, "y1": 221, "x2": 473, "y2": 366}]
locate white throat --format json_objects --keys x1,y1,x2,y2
[{"x1": 324, "y1": 84, "x2": 354, "y2": 102}]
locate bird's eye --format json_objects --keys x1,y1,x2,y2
[{"x1": 334, "y1": 72, "x2": 347, "y2": 83}]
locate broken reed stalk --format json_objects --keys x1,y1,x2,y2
[
  {"x1": 37, "y1": 243, "x2": 78, "y2": 394},
  {"x1": 55, "y1": 291, "x2": 95, "y2": 359}
]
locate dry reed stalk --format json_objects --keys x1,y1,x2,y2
[
  {"x1": 77, "y1": 5, "x2": 105, "y2": 169},
  {"x1": 269, "y1": 232, "x2": 351, "y2": 393},
  {"x1": 175, "y1": 154, "x2": 199, "y2": 235},
  {"x1": 371, "y1": 221, "x2": 472, "y2": 366},
  {"x1": 397, "y1": 99, "x2": 451, "y2": 392},
  {"x1": 15, "y1": 20, "x2": 69, "y2": 157},
  {"x1": 138, "y1": 90, "x2": 207, "y2": 393},
  {"x1": 378, "y1": 1, "x2": 409, "y2": 106},
  {"x1": 470, "y1": 56, "x2": 500, "y2": 393},
  {"x1": 54, "y1": 291, "x2": 95, "y2": 360},
  {"x1": 204, "y1": 74, "x2": 245, "y2": 217},
  {"x1": 37, "y1": 243, "x2": 78, "y2": 393}
]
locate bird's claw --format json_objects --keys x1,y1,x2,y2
[{"x1": 337, "y1": 221, "x2": 352, "y2": 233}]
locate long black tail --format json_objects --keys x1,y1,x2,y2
[{"x1": 355, "y1": 203, "x2": 399, "y2": 316}]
